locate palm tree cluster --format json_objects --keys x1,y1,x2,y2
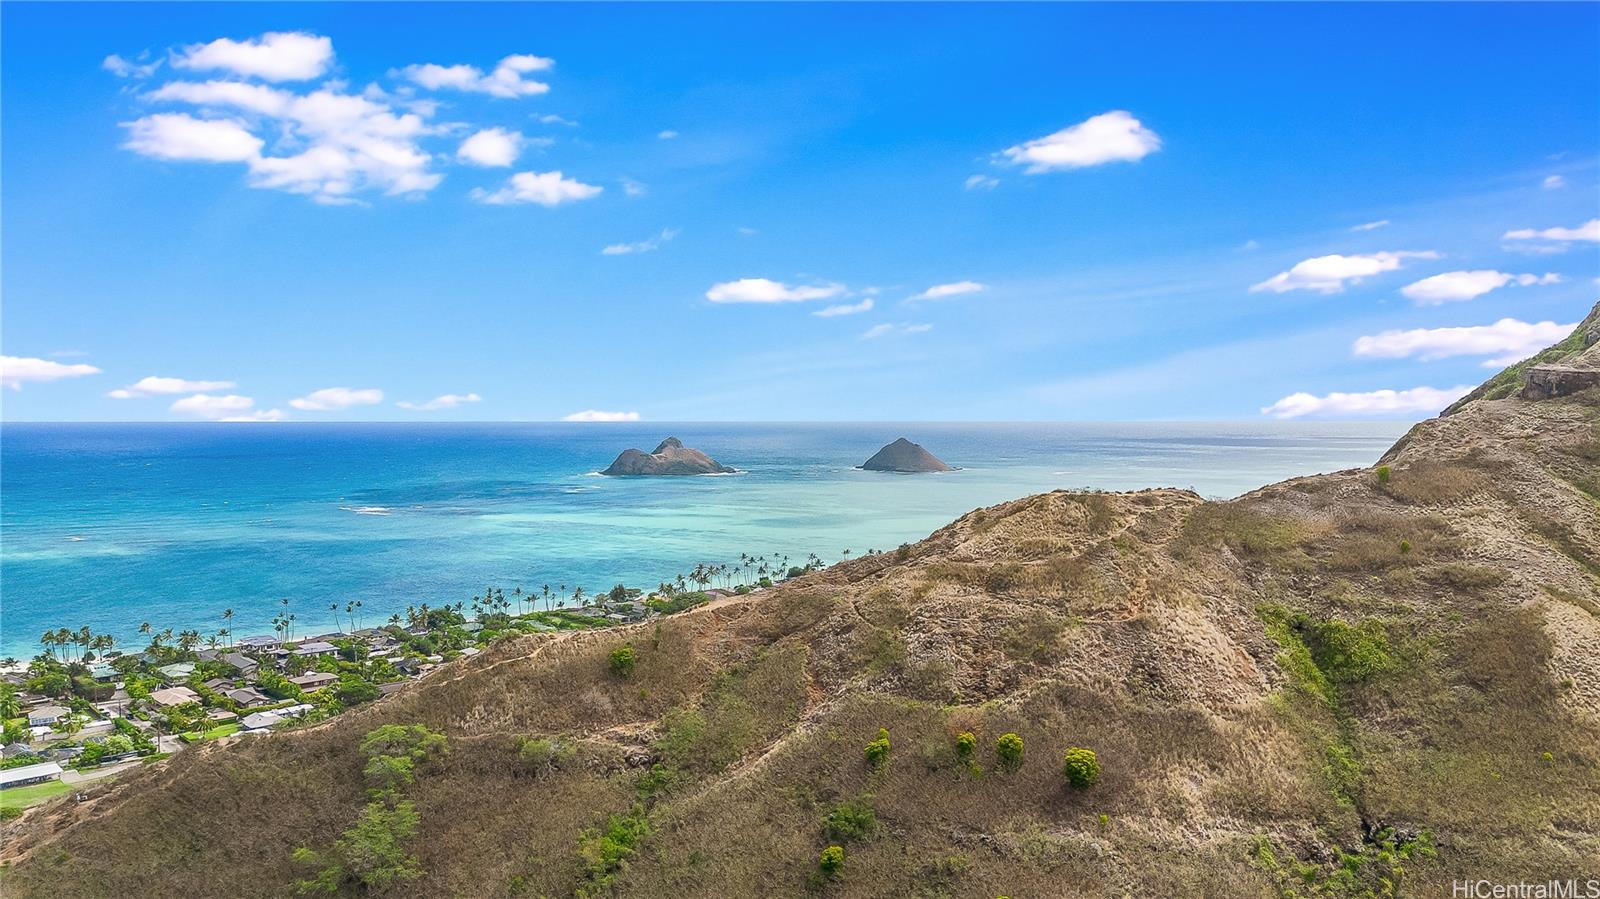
[{"x1": 38, "y1": 626, "x2": 115, "y2": 663}]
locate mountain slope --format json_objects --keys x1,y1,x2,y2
[{"x1": 4, "y1": 305, "x2": 1597, "y2": 899}]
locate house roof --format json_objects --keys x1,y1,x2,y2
[
  {"x1": 292, "y1": 641, "x2": 338, "y2": 654},
  {"x1": 221, "y1": 652, "x2": 257, "y2": 669},
  {"x1": 0, "y1": 761, "x2": 63, "y2": 786},
  {"x1": 148, "y1": 686, "x2": 200, "y2": 707},
  {"x1": 31, "y1": 705, "x2": 68, "y2": 719},
  {"x1": 289, "y1": 672, "x2": 337, "y2": 685},
  {"x1": 240, "y1": 712, "x2": 281, "y2": 729}
]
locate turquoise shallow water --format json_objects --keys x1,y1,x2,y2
[{"x1": 0, "y1": 422, "x2": 1407, "y2": 657}]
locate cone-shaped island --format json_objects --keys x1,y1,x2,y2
[{"x1": 858, "y1": 437, "x2": 954, "y2": 472}]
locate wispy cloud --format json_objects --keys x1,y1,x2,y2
[
  {"x1": 1261, "y1": 385, "x2": 1471, "y2": 419},
  {"x1": 563, "y1": 409, "x2": 640, "y2": 422},
  {"x1": 861, "y1": 322, "x2": 932, "y2": 340},
  {"x1": 1353, "y1": 318, "x2": 1575, "y2": 367},
  {"x1": 705, "y1": 278, "x2": 845, "y2": 304},
  {"x1": 1398, "y1": 270, "x2": 1561, "y2": 305},
  {"x1": 109, "y1": 376, "x2": 236, "y2": 399},
  {"x1": 1250, "y1": 251, "x2": 1438, "y2": 294},
  {"x1": 657, "y1": 129, "x2": 679, "y2": 140},
  {"x1": 602, "y1": 228, "x2": 679, "y2": 255},
  {"x1": 0, "y1": 355, "x2": 102, "y2": 391},
  {"x1": 813, "y1": 298, "x2": 874, "y2": 317},
  {"x1": 964, "y1": 174, "x2": 999, "y2": 190},
  {"x1": 912, "y1": 280, "x2": 986, "y2": 301},
  {"x1": 1542, "y1": 175, "x2": 1567, "y2": 190},
  {"x1": 997, "y1": 110, "x2": 1161, "y2": 173},
  {"x1": 1349, "y1": 219, "x2": 1390, "y2": 232},
  {"x1": 397, "y1": 392, "x2": 482, "y2": 411},
  {"x1": 289, "y1": 386, "x2": 384, "y2": 411},
  {"x1": 1502, "y1": 218, "x2": 1600, "y2": 247},
  {"x1": 102, "y1": 53, "x2": 161, "y2": 80}
]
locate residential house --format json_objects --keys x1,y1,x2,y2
[
  {"x1": 156, "y1": 662, "x2": 196, "y2": 681},
  {"x1": 225, "y1": 687, "x2": 272, "y2": 709},
  {"x1": 147, "y1": 686, "x2": 201, "y2": 708},
  {"x1": 203, "y1": 677, "x2": 235, "y2": 692},
  {"x1": 220, "y1": 652, "x2": 258, "y2": 677},
  {"x1": 205, "y1": 708, "x2": 238, "y2": 723},
  {"x1": 292, "y1": 641, "x2": 339, "y2": 659},
  {"x1": 240, "y1": 711, "x2": 281, "y2": 731},
  {"x1": 289, "y1": 672, "x2": 337, "y2": 692},
  {"x1": 28, "y1": 705, "x2": 68, "y2": 727},
  {"x1": 0, "y1": 761, "x2": 63, "y2": 788},
  {"x1": 2, "y1": 742, "x2": 35, "y2": 759},
  {"x1": 236, "y1": 635, "x2": 281, "y2": 653}
]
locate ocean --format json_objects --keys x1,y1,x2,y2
[{"x1": 0, "y1": 421, "x2": 1408, "y2": 658}]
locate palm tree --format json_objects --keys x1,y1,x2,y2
[
  {"x1": 330, "y1": 602, "x2": 342, "y2": 633},
  {"x1": 354, "y1": 600, "x2": 363, "y2": 630},
  {"x1": 222, "y1": 608, "x2": 235, "y2": 647}
]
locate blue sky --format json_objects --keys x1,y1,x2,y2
[{"x1": 2, "y1": 2, "x2": 1596, "y2": 422}]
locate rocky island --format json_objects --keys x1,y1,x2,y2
[
  {"x1": 601, "y1": 437, "x2": 735, "y2": 476},
  {"x1": 859, "y1": 437, "x2": 954, "y2": 472}
]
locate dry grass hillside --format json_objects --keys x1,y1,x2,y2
[{"x1": 4, "y1": 305, "x2": 1598, "y2": 898}]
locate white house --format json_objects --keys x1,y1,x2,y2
[
  {"x1": 27, "y1": 705, "x2": 68, "y2": 727},
  {"x1": 0, "y1": 761, "x2": 63, "y2": 788}
]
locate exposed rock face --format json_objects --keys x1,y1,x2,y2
[
  {"x1": 601, "y1": 437, "x2": 734, "y2": 476},
  {"x1": 859, "y1": 437, "x2": 953, "y2": 472}
]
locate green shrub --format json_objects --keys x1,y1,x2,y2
[
  {"x1": 1399, "y1": 539, "x2": 1412, "y2": 554},
  {"x1": 995, "y1": 732, "x2": 1024, "y2": 770},
  {"x1": 608, "y1": 645, "x2": 636, "y2": 677},
  {"x1": 518, "y1": 736, "x2": 575, "y2": 774},
  {"x1": 954, "y1": 731, "x2": 977, "y2": 761},
  {"x1": 1375, "y1": 465, "x2": 1392, "y2": 485},
  {"x1": 1309, "y1": 619, "x2": 1394, "y2": 684},
  {"x1": 1062, "y1": 747, "x2": 1099, "y2": 788},
  {"x1": 577, "y1": 806, "x2": 650, "y2": 892},
  {"x1": 864, "y1": 728, "x2": 891, "y2": 768},
  {"x1": 823, "y1": 797, "x2": 877, "y2": 843},
  {"x1": 818, "y1": 845, "x2": 845, "y2": 877},
  {"x1": 293, "y1": 800, "x2": 423, "y2": 895}
]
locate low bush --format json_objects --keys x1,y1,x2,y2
[
  {"x1": 1062, "y1": 747, "x2": 1099, "y2": 788},
  {"x1": 608, "y1": 645, "x2": 636, "y2": 677},
  {"x1": 823, "y1": 797, "x2": 877, "y2": 843},
  {"x1": 995, "y1": 732, "x2": 1024, "y2": 770},
  {"x1": 818, "y1": 845, "x2": 845, "y2": 877},
  {"x1": 864, "y1": 728, "x2": 891, "y2": 768}
]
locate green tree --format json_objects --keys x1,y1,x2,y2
[
  {"x1": 294, "y1": 800, "x2": 423, "y2": 894},
  {"x1": 608, "y1": 645, "x2": 636, "y2": 677},
  {"x1": 864, "y1": 728, "x2": 891, "y2": 768}
]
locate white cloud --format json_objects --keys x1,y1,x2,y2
[
  {"x1": 122, "y1": 113, "x2": 264, "y2": 162},
  {"x1": 1238, "y1": 239, "x2": 1261, "y2": 252},
  {"x1": 736, "y1": 226, "x2": 758, "y2": 236},
  {"x1": 1352, "y1": 318, "x2": 1575, "y2": 366},
  {"x1": 103, "y1": 54, "x2": 160, "y2": 79},
  {"x1": 1399, "y1": 270, "x2": 1562, "y2": 305},
  {"x1": 621, "y1": 178, "x2": 647, "y2": 198},
  {"x1": 1261, "y1": 385, "x2": 1472, "y2": 419},
  {"x1": 705, "y1": 278, "x2": 846, "y2": 304},
  {"x1": 456, "y1": 128, "x2": 523, "y2": 167},
  {"x1": 289, "y1": 386, "x2": 384, "y2": 411},
  {"x1": 108, "y1": 376, "x2": 236, "y2": 399},
  {"x1": 538, "y1": 114, "x2": 577, "y2": 126},
  {"x1": 913, "y1": 280, "x2": 986, "y2": 301},
  {"x1": 400, "y1": 54, "x2": 553, "y2": 98},
  {"x1": 169, "y1": 393, "x2": 284, "y2": 421},
  {"x1": 861, "y1": 322, "x2": 933, "y2": 340},
  {"x1": 563, "y1": 409, "x2": 640, "y2": 422},
  {"x1": 602, "y1": 228, "x2": 679, "y2": 255},
  {"x1": 173, "y1": 32, "x2": 334, "y2": 82},
  {"x1": 397, "y1": 392, "x2": 482, "y2": 411},
  {"x1": 1350, "y1": 219, "x2": 1390, "y2": 232},
  {"x1": 1503, "y1": 219, "x2": 1600, "y2": 243},
  {"x1": 998, "y1": 110, "x2": 1161, "y2": 173},
  {"x1": 657, "y1": 129, "x2": 679, "y2": 140},
  {"x1": 0, "y1": 356, "x2": 102, "y2": 391},
  {"x1": 135, "y1": 78, "x2": 444, "y2": 202},
  {"x1": 1250, "y1": 251, "x2": 1439, "y2": 295},
  {"x1": 964, "y1": 174, "x2": 999, "y2": 190},
  {"x1": 472, "y1": 170, "x2": 602, "y2": 206},
  {"x1": 813, "y1": 299, "x2": 874, "y2": 317},
  {"x1": 1542, "y1": 175, "x2": 1566, "y2": 190}
]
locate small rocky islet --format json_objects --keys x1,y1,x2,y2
[
  {"x1": 858, "y1": 437, "x2": 954, "y2": 472},
  {"x1": 600, "y1": 437, "x2": 736, "y2": 476}
]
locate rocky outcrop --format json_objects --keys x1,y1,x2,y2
[
  {"x1": 601, "y1": 437, "x2": 734, "y2": 476},
  {"x1": 859, "y1": 437, "x2": 953, "y2": 472}
]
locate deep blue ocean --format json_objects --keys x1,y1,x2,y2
[{"x1": 0, "y1": 422, "x2": 1408, "y2": 658}]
